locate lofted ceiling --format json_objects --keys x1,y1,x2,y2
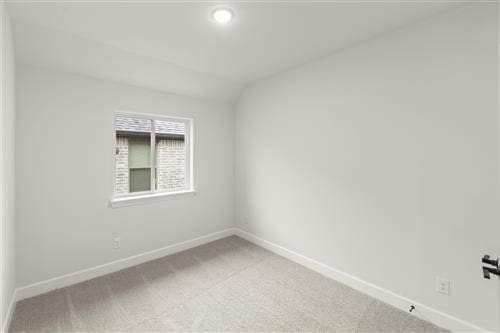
[{"x1": 7, "y1": 1, "x2": 457, "y2": 102}]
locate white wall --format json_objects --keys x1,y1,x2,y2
[
  {"x1": 1, "y1": 5, "x2": 16, "y2": 331},
  {"x1": 16, "y1": 65, "x2": 234, "y2": 287},
  {"x1": 235, "y1": 4, "x2": 499, "y2": 331}
]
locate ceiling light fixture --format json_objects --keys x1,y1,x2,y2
[{"x1": 212, "y1": 8, "x2": 234, "y2": 25}]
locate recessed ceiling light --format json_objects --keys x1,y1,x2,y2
[{"x1": 212, "y1": 8, "x2": 234, "y2": 25}]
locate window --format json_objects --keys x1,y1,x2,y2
[{"x1": 112, "y1": 113, "x2": 194, "y2": 206}]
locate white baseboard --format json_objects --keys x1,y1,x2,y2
[
  {"x1": 2, "y1": 289, "x2": 17, "y2": 333},
  {"x1": 15, "y1": 228, "x2": 235, "y2": 302},
  {"x1": 234, "y1": 228, "x2": 485, "y2": 333}
]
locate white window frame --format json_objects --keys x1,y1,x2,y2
[{"x1": 110, "y1": 111, "x2": 195, "y2": 208}]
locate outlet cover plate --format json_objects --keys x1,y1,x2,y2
[{"x1": 435, "y1": 277, "x2": 450, "y2": 296}]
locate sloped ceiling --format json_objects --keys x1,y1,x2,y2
[{"x1": 8, "y1": 1, "x2": 457, "y2": 102}]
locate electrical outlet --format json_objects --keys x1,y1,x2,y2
[
  {"x1": 113, "y1": 237, "x2": 121, "y2": 249},
  {"x1": 435, "y1": 277, "x2": 450, "y2": 295}
]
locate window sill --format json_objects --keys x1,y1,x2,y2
[{"x1": 110, "y1": 189, "x2": 196, "y2": 208}]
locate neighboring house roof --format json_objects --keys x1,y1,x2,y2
[{"x1": 115, "y1": 116, "x2": 185, "y2": 137}]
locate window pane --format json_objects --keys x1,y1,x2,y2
[
  {"x1": 115, "y1": 116, "x2": 152, "y2": 194},
  {"x1": 129, "y1": 138, "x2": 151, "y2": 192},
  {"x1": 129, "y1": 139, "x2": 151, "y2": 169},
  {"x1": 155, "y1": 120, "x2": 186, "y2": 192},
  {"x1": 130, "y1": 168, "x2": 151, "y2": 192}
]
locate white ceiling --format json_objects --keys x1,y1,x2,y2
[{"x1": 7, "y1": 1, "x2": 457, "y2": 102}]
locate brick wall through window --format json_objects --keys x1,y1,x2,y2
[{"x1": 115, "y1": 137, "x2": 185, "y2": 194}]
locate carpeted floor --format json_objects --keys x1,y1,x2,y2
[{"x1": 9, "y1": 236, "x2": 446, "y2": 332}]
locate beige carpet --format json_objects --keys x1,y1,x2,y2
[{"x1": 9, "y1": 236, "x2": 446, "y2": 332}]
